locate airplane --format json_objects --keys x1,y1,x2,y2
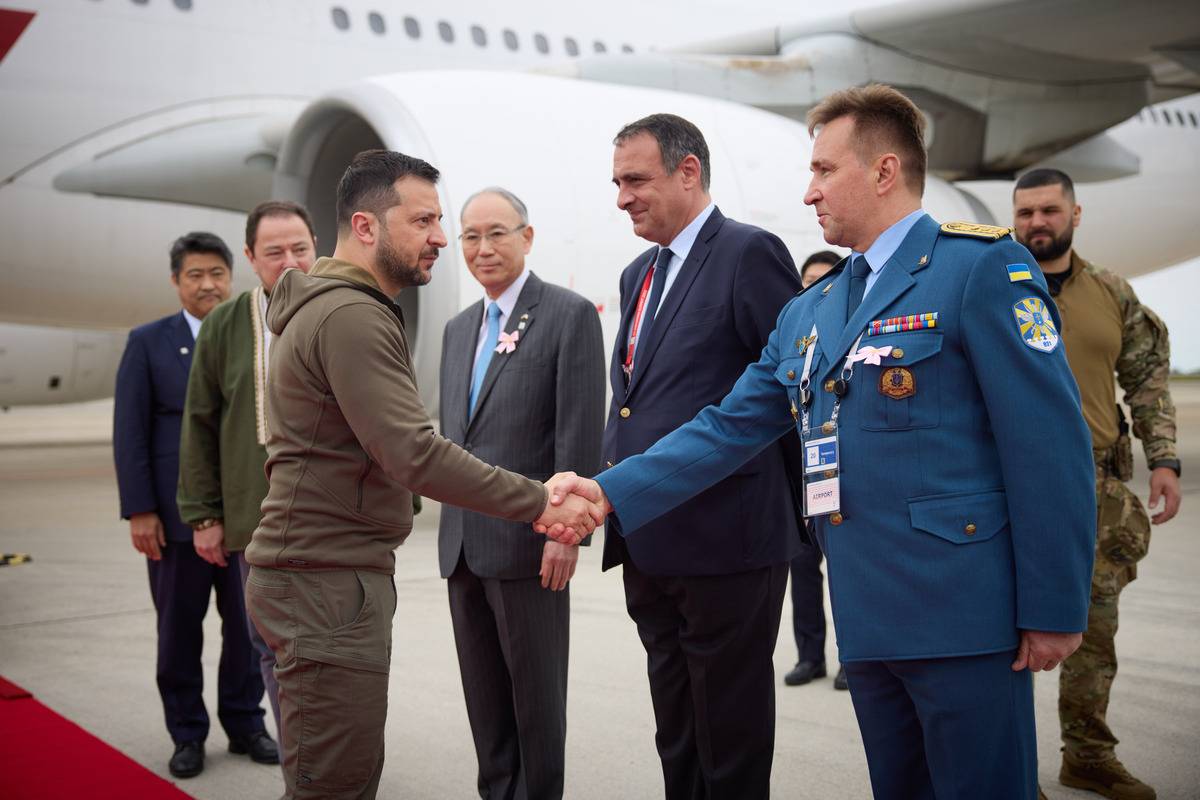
[{"x1": 1, "y1": 0, "x2": 1198, "y2": 409}]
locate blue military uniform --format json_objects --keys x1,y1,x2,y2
[{"x1": 597, "y1": 213, "x2": 1096, "y2": 799}]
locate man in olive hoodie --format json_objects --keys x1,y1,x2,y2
[{"x1": 244, "y1": 150, "x2": 599, "y2": 800}]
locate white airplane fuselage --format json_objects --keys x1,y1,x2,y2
[{"x1": 0, "y1": 1, "x2": 1197, "y2": 407}]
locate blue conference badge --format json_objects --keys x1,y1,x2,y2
[{"x1": 1013, "y1": 297, "x2": 1059, "y2": 353}]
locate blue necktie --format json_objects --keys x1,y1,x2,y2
[
  {"x1": 469, "y1": 301, "x2": 501, "y2": 414},
  {"x1": 847, "y1": 255, "x2": 871, "y2": 316},
  {"x1": 637, "y1": 247, "x2": 673, "y2": 351}
]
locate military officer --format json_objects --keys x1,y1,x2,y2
[
  {"x1": 545, "y1": 84, "x2": 1096, "y2": 799},
  {"x1": 1014, "y1": 168, "x2": 1181, "y2": 800}
]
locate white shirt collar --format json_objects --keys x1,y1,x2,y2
[
  {"x1": 181, "y1": 308, "x2": 203, "y2": 340},
  {"x1": 484, "y1": 267, "x2": 531, "y2": 318},
  {"x1": 666, "y1": 201, "x2": 716, "y2": 263}
]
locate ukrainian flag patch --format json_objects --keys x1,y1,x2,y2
[{"x1": 1007, "y1": 263, "x2": 1033, "y2": 282}]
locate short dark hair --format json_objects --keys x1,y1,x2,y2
[
  {"x1": 169, "y1": 231, "x2": 232, "y2": 277},
  {"x1": 614, "y1": 113, "x2": 711, "y2": 191},
  {"x1": 807, "y1": 84, "x2": 928, "y2": 195},
  {"x1": 801, "y1": 250, "x2": 841, "y2": 279},
  {"x1": 245, "y1": 200, "x2": 316, "y2": 252},
  {"x1": 1013, "y1": 168, "x2": 1075, "y2": 202},
  {"x1": 335, "y1": 149, "x2": 441, "y2": 231}
]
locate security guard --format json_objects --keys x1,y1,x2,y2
[
  {"x1": 1014, "y1": 168, "x2": 1181, "y2": 800},
  {"x1": 550, "y1": 85, "x2": 1097, "y2": 799}
]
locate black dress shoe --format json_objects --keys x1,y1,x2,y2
[
  {"x1": 229, "y1": 730, "x2": 280, "y2": 764},
  {"x1": 833, "y1": 665, "x2": 849, "y2": 691},
  {"x1": 169, "y1": 741, "x2": 205, "y2": 778},
  {"x1": 784, "y1": 660, "x2": 827, "y2": 686}
]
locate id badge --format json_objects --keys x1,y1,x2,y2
[{"x1": 800, "y1": 422, "x2": 840, "y2": 517}]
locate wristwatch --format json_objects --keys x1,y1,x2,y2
[{"x1": 192, "y1": 517, "x2": 223, "y2": 531}]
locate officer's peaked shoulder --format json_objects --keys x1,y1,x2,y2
[{"x1": 939, "y1": 221, "x2": 1014, "y2": 242}]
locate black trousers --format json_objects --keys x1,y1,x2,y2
[
  {"x1": 789, "y1": 541, "x2": 827, "y2": 664},
  {"x1": 146, "y1": 540, "x2": 266, "y2": 744},
  {"x1": 623, "y1": 560, "x2": 788, "y2": 800}
]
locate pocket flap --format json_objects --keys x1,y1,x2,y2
[
  {"x1": 774, "y1": 357, "x2": 807, "y2": 387},
  {"x1": 908, "y1": 490, "x2": 1007, "y2": 544},
  {"x1": 865, "y1": 331, "x2": 943, "y2": 365}
]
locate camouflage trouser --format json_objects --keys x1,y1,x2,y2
[{"x1": 1058, "y1": 472, "x2": 1152, "y2": 762}]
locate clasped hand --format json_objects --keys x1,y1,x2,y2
[{"x1": 532, "y1": 472, "x2": 612, "y2": 545}]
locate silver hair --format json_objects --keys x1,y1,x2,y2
[{"x1": 460, "y1": 187, "x2": 530, "y2": 226}]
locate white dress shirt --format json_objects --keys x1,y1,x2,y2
[
  {"x1": 650, "y1": 201, "x2": 716, "y2": 317},
  {"x1": 182, "y1": 308, "x2": 203, "y2": 341},
  {"x1": 473, "y1": 267, "x2": 531, "y2": 369}
]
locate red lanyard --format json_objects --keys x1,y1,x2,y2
[{"x1": 623, "y1": 264, "x2": 658, "y2": 375}]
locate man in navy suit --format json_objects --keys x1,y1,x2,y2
[
  {"x1": 113, "y1": 231, "x2": 271, "y2": 779},
  {"x1": 603, "y1": 113, "x2": 804, "y2": 799},
  {"x1": 551, "y1": 86, "x2": 1095, "y2": 799}
]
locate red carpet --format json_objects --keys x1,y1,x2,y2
[{"x1": 0, "y1": 676, "x2": 194, "y2": 799}]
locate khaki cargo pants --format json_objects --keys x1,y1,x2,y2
[
  {"x1": 246, "y1": 567, "x2": 396, "y2": 799},
  {"x1": 1058, "y1": 471, "x2": 1151, "y2": 763}
]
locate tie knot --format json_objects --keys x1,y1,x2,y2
[
  {"x1": 487, "y1": 301, "x2": 501, "y2": 320},
  {"x1": 657, "y1": 247, "x2": 674, "y2": 269},
  {"x1": 852, "y1": 256, "x2": 871, "y2": 279}
]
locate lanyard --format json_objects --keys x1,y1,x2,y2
[
  {"x1": 797, "y1": 326, "x2": 866, "y2": 435},
  {"x1": 623, "y1": 260, "x2": 659, "y2": 376}
]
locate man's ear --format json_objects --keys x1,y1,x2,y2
[
  {"x1": 677, "y1": 153, "x2": 703, "y2": 190},
  {"x1": 874, "y1": 153, "x2": 901, "y2": 196}
]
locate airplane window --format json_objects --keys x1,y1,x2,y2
[
  {"x1": 439, "y1": 21, "x2": 454, "y2": 43},
  {"x1": 1163, "y1": 109, "x2": 1172, "y2": 125},
  {"x1": 369, "y1": 12, "x2": 385, "y2": 34},
  {"x1": 564, "y1": 37, "x2": 579, "y2": 56},
  {"x1": 622, "y1": 44, "x2": 634, "y2": 53},
  {"x1": 471, "y1": 25, "x2": 487, "y2": 47},
  {"x1": 131, "y1": 0, "x2": 148, "y2": 5},
  {"x1": 332, "y1": 7, "x2": 350, "y2": 30},
  {"x1": 593, "y1": 41, "x2": 608, "y2": 54},
  {"x1": 174, "y1": 0, "x2": 193, "y2": 9},
  {"x1": 534, "y1": 33, "x2": 549, "y2": 54},
  {"x1": 503, "y1": 29, "x2": 519, "y2": 51},
  {"x1": 1190, "y1": 111, "x2": 1198, "y2": 128},
  {"x1": 1176, "y1": 111, "x2": 1186, "y2": 126},
  {"x1": 404, "y1": 16, "x2": 420, "y2": 39}
]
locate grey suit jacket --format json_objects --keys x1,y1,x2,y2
[{"x1": 437, "y1": 272, "x2": 605, "y2": 579}]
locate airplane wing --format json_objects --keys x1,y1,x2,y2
[{"x1": 559, "y1": 0, "x2": 1200, "y2": 178}]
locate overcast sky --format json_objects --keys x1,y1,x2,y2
[{"x1": 1130, "y1": 258, "x2": 1200, "y2": 373}]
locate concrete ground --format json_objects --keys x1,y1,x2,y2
[{"x1": 1, "y1": 385, "x2": 1198, "y2": 799}]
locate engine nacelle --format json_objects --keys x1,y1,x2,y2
[{"x1": 271, "y1": 70, "x2": 985, "y2": 410}]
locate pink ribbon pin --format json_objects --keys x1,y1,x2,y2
[
  {"x1": 495, "y1": 331, "x2": 519, "y2": 354},
  {"x1": 850, "y1": 345, "x2": 893, "y2": 366}
]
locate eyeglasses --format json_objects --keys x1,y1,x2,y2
[{"x1": 459, "y1": 225, "x2": 527, "y2": 248}]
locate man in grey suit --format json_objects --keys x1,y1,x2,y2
[{"x1": 438, "y1": 187, "x2": 605, "y2": 800}]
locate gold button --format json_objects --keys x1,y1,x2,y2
[
  {"x1": 824, "y1": 379, "x2": 835, "y2": 392},
  {"x1": 620, "y1": 407, "x2": 631, "y2": 418},
  {"x1": 965, "y1": 523, "x2": 977, "y2": 535},
  {"x1": 605, "y1": 461, "x2": 615, "y2": 469},
  {"x1": 830, "y1": 512, "x2": 844, "y2": 526},
  {"x1": 786, "y1": 369, "x2": 796, "y2": 380},
  {"x1": 891, "y1": 348, "x2": 904, "y2": 358}
]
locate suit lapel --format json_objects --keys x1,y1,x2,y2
[
  {"x1": 612, "y1": 249, "x2": 656, "y2": 402},
  {"x1": 818, "y1": 215, "x2": 939, "y2": 381},
  {"x1": 169, "y1": 312, "x2": 194, "y2": 373},
  {"x1": 468, "y1": 273, "x2": 544, "y2": 431},
  {"x1": 449, "y1": 301, "x2": 483, "y2": 430},
  {"x1": 626, "y1": 208, "x2": 724, "y2": 396}
]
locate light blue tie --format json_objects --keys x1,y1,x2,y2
[{"x1": 469, "y1": 302, "x2": 502, "y2": 414}]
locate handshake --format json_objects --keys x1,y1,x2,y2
[{"x1": 532, "y1": 472, "x2": 612, "y2": 545}]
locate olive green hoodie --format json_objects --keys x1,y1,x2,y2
[{"x1": 246, "y1": 257, "x2": 547, "y2": 574}]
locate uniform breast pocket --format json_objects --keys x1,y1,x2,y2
[
  {"x1": 773, "y1": 357, "x2": 807, "y2": 429},
  {"x1": 855, "y1": 331, "x2": 942, "y2": 431}
]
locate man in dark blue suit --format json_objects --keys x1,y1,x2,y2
[
  {"x1": 603, "y1": 113, "x2": 804, "y2": 799},
  {"x1": 552, "y1": 87, "x2": 1095, "y2": 799},
  {"x1": 113, "y1": 231, "x2": 271, "y2": 779}
]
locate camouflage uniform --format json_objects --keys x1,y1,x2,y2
[{"x1": 1054, "y1": 253, "x2": 1178, "y2": 764}]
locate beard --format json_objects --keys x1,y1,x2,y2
[
  {"x1": 1020, "y1": 225, "x2": 1074, "y2": 262},
  {"x1": 377, "y1": 231, "x2": 433, "y2": 288}
]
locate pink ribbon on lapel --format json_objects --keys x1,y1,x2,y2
[
  {"x1": 849, "y1": 345, "x2": 893, "y2": 366},
  {"x1": 495, "y1": 330, "x2": 519, "y2": 354}
]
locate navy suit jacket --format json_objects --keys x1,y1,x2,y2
[
  {"x1": 601, "y1": 206, "x2": 804, "y2": 576},
  {"x1": 113, "y1": 311, "x2": 195, "y2": 542},
  {"x1": 598, "y1": 215, "x2": 1096, "y2": 660}
]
